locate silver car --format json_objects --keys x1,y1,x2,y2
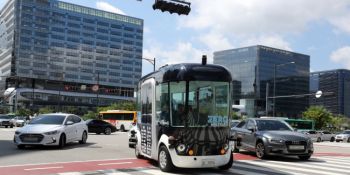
[
  {"x1": 335, "y1": 130, "x2": 350, "y2": 142},
  {"x1": 0, "y1": 115, "x2": 14, "y2": 128},
  {"x1": 14, "y1": 113, "x2": 88, "y2": 149},
  {"x1": 11, "y1": 116, "x2": 26, "y2": 127},
  {"x1": 317, "y1": 131, "x2": 335, "y2": 142}
]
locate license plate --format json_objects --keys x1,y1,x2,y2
[
  {"x1": 202, "y1": 159, "x2": 215, "y2": 167},
  {"x1": 23, "y1": 137, "x2": 38, "y2": 142},
  {"x1": 289, "y1": 145, "x2": 304, "y2": 150}
]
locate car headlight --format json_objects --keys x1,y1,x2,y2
[
  {"x1": 176, "y1": 143, "x2": 186, "y2": 153},
  {"x1": 44, "y1": 130, "x2": 59, "y2": 135},
  {"x1": 15, "y1": 131, "x2": 21, "y2": 135},
  {"x1": 268, "y1": 138, "x2": 284, "y2": 144}
]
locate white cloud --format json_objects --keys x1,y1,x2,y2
[
  {"x1": 198, "y1": 32, "x2": 234, "y2": 52},
  {"x1": 241, "y1": 35, "x2": 292, "y2": 51},
  {"x1": 143, "y1": 41, "x2": 206, "y2": 69},
  {"x1": 330, "y1": 46, "x2": 350, "y2": 69},
  {"x1": 181, "y1": 0, "x2": 350, "y2": 36},
  {"x1": 96, "y1": 1, "x2": 125, "y2": 15}
]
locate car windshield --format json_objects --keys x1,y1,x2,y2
[
  {"x1": 341, "y1": 131, "x2": 350, "y2": 134},
  {"x1": 29, "y1": 115, "x2": 65, "y2": 125},
  {"x1": 256, "y1": 120, "x2": 293, "y2": 131},
  {"x1": 17, "y1": 117, "x2": 25, "y2": 120},
  {"x1": 0, "y1": 115, "x2": 10, "y2": 119}
]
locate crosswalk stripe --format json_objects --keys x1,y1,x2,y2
[
  {"x1": 316, "y1": 158, "x2": 350, "y2": 165},
  {"x1": 260, "y1": 160, "x2": 348, "y2": 174},
  {"x1": 245, "y1": 160, "x2": 344, "y2": 175},
  {"x1": 318, "y1": 157, "x2": 350, "y2": 162},
  {"x1": 228, "y1": 168, "x2": 270, "y2": 175},
  {"x1": 137, "y1": 169, "x2": 175, "y2": 175},
  {"x1": 233, "y1": 162, "x2": 309, "y2": 175}
]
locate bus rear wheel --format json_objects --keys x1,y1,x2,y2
[{"x1": 158, "y1": 145, "x2": 175, "y2": 172}]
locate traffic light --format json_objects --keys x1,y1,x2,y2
[{"x1": 152, "y1": 0, "x2": 191, "y2": 15}]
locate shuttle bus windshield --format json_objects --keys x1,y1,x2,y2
[{"x1": 170, "y1": 81, "x2": 229, "y2": 127}]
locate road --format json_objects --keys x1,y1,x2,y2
[{"x1": 1, "y1": 127, "x2": 350, "y2": 175}]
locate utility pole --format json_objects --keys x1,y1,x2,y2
[
  {"x1": 265, "y1": 82, "x2": 269, "y2": 116},
  {"x1": 96, "y1": 72, "x2": 100, "y2": 108}
]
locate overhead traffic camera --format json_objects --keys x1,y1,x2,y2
[{"x1": 152, "y1": 0, "x2": 191, "y2": 15}]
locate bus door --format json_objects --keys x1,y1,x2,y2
[{"x1": 140, "y1": 78, "x2": 155, "y2": 157}]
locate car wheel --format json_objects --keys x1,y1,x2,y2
[
  {"x1": 158, "y1": 145, "x2": 175, "y2": 172},
  {"x1": 233, "y1": 141, "x2": 240, "y2": 153},
  {"x1": 336, "y1": 140, "x2": 340, "y2": 142},
  {"x1": 317, "y1": 137, "x2": 321, "y2": 142},
  {"x1": 298, "y1": 155, "x2": 311, "y2": 160},
  {"x1": 256, "y1": 142, "x2": 267, "y2": 159},
  {"x1": 58, "y1": 134, "x2": 66, "y2": 149},
  {"x1": 96, "y1": 132, "x2": 101, "y2": 135},
  {"x1": 120, "y1": 125, "x2": 125, "y2": 132},
  {"x1": 347, "y1": 138, "x2": 350, "y2": 143},
  {"x1": 330, "y1": 137, "x2": 335, "y2": 142},
  {"x1": 79, "y1": 131, "x2": 87, "y2": 144},
  {"x1": 104, "y1": 127, "x2": 112, "y2": 135},
  {"x1": 17, "y1": 145, "x2": 25, "y2": 149},
  {"x1": 5, "y1": 126, "x2": 8, "y2": 128},
  {"x1": 10, "y1": 125, "x2": 13, "y2": 128},
  {"x1": 219, "y1": 151, "x2": 233, "y2": 170}
]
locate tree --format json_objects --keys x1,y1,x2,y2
[
  {"x1": 330, "y1": 115, "x2": 348, "y2": 131},
  {"x1": 98, "y1": 101, "x2": 136, "y2": 112},
  {"x1": 302, "y1": 106, "x2": 332, "y2": 130},
  {"x1": 82, "y1": 111, "x2": 98, "y2": 121},
  {"x1": 16, "y1": 108, "x2": 31, "y2": 116},
  {"x1": 38, "y1": 107, "x2": 54, "y2": 114}
]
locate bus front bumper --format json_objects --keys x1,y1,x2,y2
[{"x1": 169, "y1": 148, "x2": 232, "y2": 168}]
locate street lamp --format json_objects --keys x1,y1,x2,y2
[
  {"x1": 143, "y1": 57, "x2": 156, "y2": 72},
  {"x1": 273, "y1": 61, "x2": 295, "y2": 117}
]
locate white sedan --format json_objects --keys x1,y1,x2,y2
[{"x1": 14, "y1": 113, "x2": 88, "y2": 149}]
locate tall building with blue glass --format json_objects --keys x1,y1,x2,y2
[
  {"x1": 0, "y1": 0, "x2": 143, "y2": 113},
  {"x1": 214, "y1": 45, "x2": 310, "y2": 118},
  {"x1": 310, "y1": 69, "x2": 350, "y2": 117}
]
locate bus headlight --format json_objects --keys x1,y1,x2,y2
[{"x1": 176, "y1": 143, "x2": 186, "y2": 153}]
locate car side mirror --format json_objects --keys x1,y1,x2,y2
[
  {"x1": 247, "y1": 126, "x2": 255, "y2": 133},
  {"x1": 66, "y1": 121, "x2": 74, "y2": 125}
]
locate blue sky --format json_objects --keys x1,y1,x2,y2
[{"x1": 2, "y1": 0, "x2": 350, "y2": 75}]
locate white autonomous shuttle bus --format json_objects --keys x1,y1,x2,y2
[{"x1": 132, "y1": 57, "x2": 234, "y2": 172}]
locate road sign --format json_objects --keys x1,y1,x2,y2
[{"x1": 92, "y1": 85, "x2": 99, "y2": 92}]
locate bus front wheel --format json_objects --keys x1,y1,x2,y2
[
  {"x1": 219, "y1": 152, "x2": 233, "y2": 170},
  {"x1": 135, "y1": 145, "x2": 143, "y2": 159},
  {"x1": 158, "y1": 145, "x2": 175, "y2": 172},
  {"x1": 120, "y1": 125, "x2": 125, "y2": 132}
]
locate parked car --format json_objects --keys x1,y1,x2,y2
[
  {"x1": 0, "y1": 115, "x2": 14, "y2": 128},
  {"x1": 335, "y1": 130, "x2": 350, "y2": 142},
  {"x1": 317, "y1": 131, "x2": 335, "y2": 142},
  {"x1": 14, "y1": 113, "x2": 88, "y2": 149},
  {"x1": 10, "y1": 116, "x2": 26, "y2": 127},
  {"x1": 231, "y1": 118, "x2": 313, "y2": 160},
  {"x1": 303, "y1": 130, "x2": 322, "y2": 142},
  {"x1": 85, "y1": 119, "x2": 117, "y2": 135}
]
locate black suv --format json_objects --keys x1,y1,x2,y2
[{"x1": 231, "y1": 118, "x2": 313, "y2": 160}]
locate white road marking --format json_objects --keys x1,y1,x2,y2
[
  {"x1": 98, "y1": 162, "x2": 133, "y2": 166},
  {"x1": 24, "y1": 166, "x2": 63, "y2": 171}
]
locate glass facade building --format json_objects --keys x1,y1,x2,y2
[
  {"x1": 214, "y1": 45, "x2": 310, "y2": 118},
  {"x1": 0, "y1": 0, "x2": 143, "y2": 112},
  {"x1": 310, "y1": 69, "x2": 350, "y2": 117}
]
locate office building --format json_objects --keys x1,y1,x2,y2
[
  {"x1": 214, "y1": 45, "x2": 310, "y2": 118},
  {"x1": 310, "y1": 69, "x2": 350, "y2": 117},
  {"x1": 0, "y1": 0, "x2": 143, "y2": 113}
]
